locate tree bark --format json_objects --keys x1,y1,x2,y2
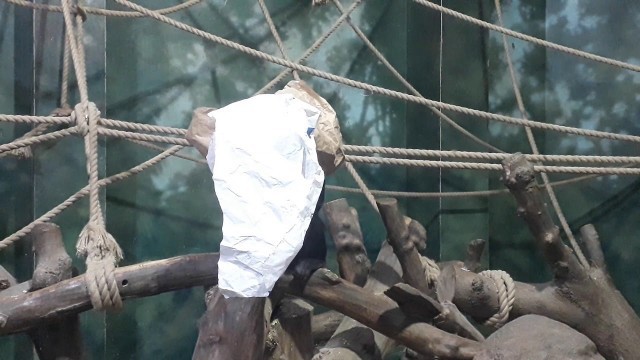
[
  {"x1": 266, "y1": 297, "x2": 314, "y2": 360},
  {"x1": 323, "y1": 198, "x2": 371, "y2": 287},
  {"x1": 27, "y1": 223, "x2": 84, "y2": 360},
  {"x1": 0, "y1": 253, "x2": 220, "y2": 335},
  {"x1": 376, "y1": 198, "x2": 430, "y2": 293},
  {"x1": 313, "y1": 242, "x2": 402, "y2": 360},
  {"x1": 284, "y1": 266, "x2": 481, "y2": 360},
  {"x1": 311, "y1": 311, "x2": 343, "y2": 344},
  {"x1": 192, "y1": 287, "x2": 266, "y2": 360},
  {"x1": 501, "y1": 153, "x2": 640, "y2": 360}
]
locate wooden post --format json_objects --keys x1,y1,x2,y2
[
  {"x1": 27, "y1": 223, "x2": 84, "y2": 360},
  {"x1": 376, "y1": 198, "x2": 430, "y2": 293},
  {"x1": 266, "y1": 298, "x2": 314, "y2": 360},
  {"x1": 322, "y1": 198, "x2": 371, "y2": 286},
  {"x1": 192, "y1": 287, "x2": 266, "y2": 360},
  {"x1": 313, "y1": 243, "x2": 405, "y2": 360}
]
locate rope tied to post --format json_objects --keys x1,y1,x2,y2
[{"x1": 74, "y1": 102, "x2": 124, "y2": 311}]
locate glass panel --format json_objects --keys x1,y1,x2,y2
[
  {"x1": 485, "y1": 0, "x2": 551, "y2": 282},
  {"x1": 2, "y1": 0, "x2": 640, "y2": 357},
  {"x1": 0, "y1": 3, "x2": 35, "y2": 358}
]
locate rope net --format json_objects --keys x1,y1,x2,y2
[{"x1": 1, "y1": 0, "x2": 638, "y2": 308}]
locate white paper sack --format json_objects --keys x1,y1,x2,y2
[{"x1": 206, "y1": 93, "x2": 325, "y2": 298}]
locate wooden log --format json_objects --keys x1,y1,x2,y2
[
  {"x1": 311, "y1": 311, "x2": 343, "y2": 344},
  {"x1": 385, "y1": 283, "x2": 440, "y2": 321},
  {"x1": 28, "y1": 223, "x2": 84, "y2": 360},
  {"x1": 0, "y1": 253, "x2": 220, "y2": 335},
  {"x1": 502, "y1": 153, "x2": 640, "y2": 360},
  {"x1": 322, "y1": 198, "x2": 371, "y2": 286},
  {"x1": 29, "y1": 223, "x2": 72, "y2": 291},
  {"x1": 376, "y1": 199, "x2": 483, "y2": 341},
  {"x1": 376, "y1": 198, "x2": 430, "y2": 293},
  {"x1": 313, "y1": 242, "x2": 402, "y2": 360},
  {"x1": 266, "y1": 297, "x2": 314, "y2": 360},
  {"x1": 192, "y1": 287, "x2": 266, "y2": 360},
  {"x1": 1, "y1": 233, "x2": 630, "y2": 360},
  {"x1": 282, "y1": 267, "x2": 481, "y2": 360}
]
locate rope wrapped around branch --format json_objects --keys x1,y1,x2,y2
[{"x1": 478, "y1": 270, "x2": 515, "y2": 328}]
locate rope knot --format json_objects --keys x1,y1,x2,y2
[
  {"x1": 72, "y1": 102, "x2": 100, "y2": 136},
  {"x1": 72, "y1": 4, "x2": 87, "y2": 22},
  {"x1": 72, "y1": 103, "x2": 88, "y2": 136},
  {"x1": 78, "y1": 223, "x2": 124, "y2": 311}
]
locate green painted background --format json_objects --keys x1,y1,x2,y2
[{"x1": 1, "y1": 0, "x2": 640, "y2": 358}]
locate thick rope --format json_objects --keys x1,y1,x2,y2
[
  {"x1": 411, "y1": 0, "x2": 640, "y2": 74},
  {"x1": 343, "y1": 144, "x2": 640, "y2": 164},
  {"x1": 478, "y1": 270, "x2": 515, "y2": 328},
  {"x1": 325, "y1": 169, "x2": 601, "y2": 198},
  {"x1": 98, "y1": 127, "x2": 189, "y2": 146},
  {"x1": 61, "y1": 35, "x2": 71, "y2": 109},
  {"x1": 0, "y1": 114, "x2": 72, "y2": 125},
  {"x1": 113, "y1": 0, "x2": 640, "y2": 146},
  {"x1": 257, "y1": 0, "x2": 299, "y2": 81},
  {"x1": 99, "y1": 118, "x2": 187, "y2": 136},
  {"x1": 127, "y1": 139, "x2": 206, "y2": 165},
  {"x1": 20, "y1": 120, "x2": 635, "y2": 167},
  {"x1": 4, "y1": 0, "x2": 203, "y2": 18},
  {"x1": 346, "y1": 155, "x2": 640, "y2": 175},
  {"x1": 256, "y1": 0, "x2": 361, "y2": 94},
  {"x1": 344, "y1": 161, "x2": 378, "y2": 212},
  {"x1": 0, "y1": 127, "x2": 78, "y2": 156},
  {"x1": 62, "y1": 0, "x2": 122, "y2": 311},
  {"x1": 0, "y1": 145, "x2": 182, "y2": 251},
  {"x1": 332, "y1": 0, "x2": 502, "y2": 154},
  {"x1": 92, "y1": 126, "x2": 640, "y2": 175},
  {"x1": 494, "y1": 0, "x2": 588, "y2": 269}
]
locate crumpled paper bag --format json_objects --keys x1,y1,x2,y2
[
  {"x1": 185, "y1": 81, "x2": 344, "y2": 174},
  {"x1": 206, "y1": 93, "x2": 325, "y2": 298},
  {"x1": 277, "y1": 80, "x2": 344, "y2": 175}
]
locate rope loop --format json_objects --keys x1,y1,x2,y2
[
  {"x1": 478, "y1": 269, "x2": 515, "y2": 328},
  {"x1": 78, "y1": 224, "x2": 124, "y2": 311},
  {"x1": 85, "y1": 253, "x2": 123, "y2": 311}
]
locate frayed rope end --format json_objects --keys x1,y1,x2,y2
[{"x1": 77, "y1": 224, "x2": 123, "y2": 263}]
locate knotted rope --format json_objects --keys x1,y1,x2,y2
[
  {"x1": 74, "y1": 102, "x2": 124, "y2": 310},
  {"x1": 62, "y1": 0, "x2": 123, "y2": 311}
]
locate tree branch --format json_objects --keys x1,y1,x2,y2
[
  {"x1": 501, "y1": 153, "x2": 583, "y2": 280},
  {"x1": 323, "y1": 198, "x2": 371, "y2": 286},
  {"x1": 376, "y1": 198, "x2": 430, "y2": 292},
  {"x1": 28, "y1": 223, "x2": 84, "y2": 360}
]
